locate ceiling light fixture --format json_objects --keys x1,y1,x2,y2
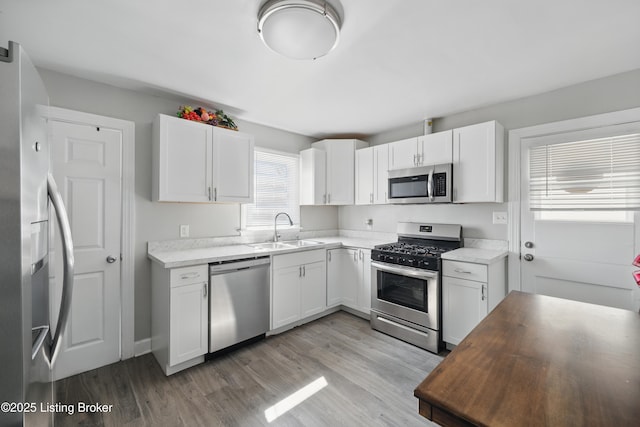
[{"x1": 257, "y1": 0, "x2": 342, "y2": 60}]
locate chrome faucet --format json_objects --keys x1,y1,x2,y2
[{"x1": 273, "y1": 212, "x2": 293, "y2": 242}]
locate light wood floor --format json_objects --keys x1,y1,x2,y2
[{"x1": 55, "y1": 312, "x2": 443, "y2": 426}]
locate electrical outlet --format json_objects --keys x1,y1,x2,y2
[
  {"x1": 179, "y1": 224, "x2": 190, "y2": 238},
  {"x1": 492, "y1": 212, "x2": 508, "y2": 224}
]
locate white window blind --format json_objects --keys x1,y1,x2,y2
[
  {"x1": 243, "y1": 149, "x2": 300, "y2": 228},
  {"x1": 529, "y1": 133, "x2": 640, "y2": 210}
]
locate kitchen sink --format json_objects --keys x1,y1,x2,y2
[
  {"x1": 247, "y1": 242, "x2": 293, "y2": 250},
  {"x1": 280, "y1": 239, "x2": 323, "y2": 247},
  {"x1": 247, "y1": 240, "x2": 323, "y2": 250}
]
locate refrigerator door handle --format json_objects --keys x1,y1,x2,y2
[
  {"x1": 47, "y1": 173, "x2": 75, "y2": 364},
  {"x1": 31, "y1": 326, "x2": 49, "y2": 361}
]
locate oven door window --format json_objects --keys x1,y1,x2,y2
[
  {"x1": 377, "y1": 269, "x2": 427, "y2": 312},
  {"x1": 389, "y1": 175, "x2": 428, "y2": 199}
]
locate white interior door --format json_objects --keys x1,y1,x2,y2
[
  {"x1": 520, "y1": 125, "x2": 640, "y2": 312},
  {"x1": 50, "y1": 120, "x2": 122, "y2": 380}
]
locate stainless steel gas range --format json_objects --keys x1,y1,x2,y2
[{"x1": 370, "y1": 222, "x2": 462, "y2": 354}]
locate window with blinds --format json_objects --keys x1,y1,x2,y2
[
  {"x1": 243, "y1": 149, "x2": 300, "y2": 228},
  {"x1": 529, "y1": 133, "x2": 640, "y2": 210}
]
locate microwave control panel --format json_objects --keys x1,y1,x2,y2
[{"x1": 433, "y1": 173, "x2": 447, "y2": 196}]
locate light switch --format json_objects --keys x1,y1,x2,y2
[{"x1": 179, "y1": 224, "x2": 190, "y2": 238}]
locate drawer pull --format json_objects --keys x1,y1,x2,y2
[
  {"x1": 454, "y1": 268, "x2": 472, "y2": 274},
  {"x1": 180, "y1": 272, "x2": 200, "y2": 280}
]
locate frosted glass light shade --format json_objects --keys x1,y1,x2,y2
[{"x1": 258, "y1": 0, "x2": 341, "y2": 60}]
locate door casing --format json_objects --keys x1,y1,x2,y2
[
  {"x1": 46, "y1": 106, "x2": 135, "y2": 360},
  {"x1": 508, "y1": 107, "x2": 640, "y2": 311}
]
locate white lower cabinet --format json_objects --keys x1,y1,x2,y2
[
  {"x1": 152, "y1": 264, "x2": 208, "y2": 375},
  {"x1": 327, "y1": 248, "x2": 371, "y2": 315},
  {"x1": 271, "y1": 249, "x2": 326, "y2": 330},
  {"x1": 442, "y1": 258, "x2": 506, "y2": 346},
  {"x1": 442, "y1": 276, "x2": 487, "y2": 346}
]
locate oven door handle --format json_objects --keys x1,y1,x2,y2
[{"x1": 371, "y1": 261, "x2": 438, "y2": 280}]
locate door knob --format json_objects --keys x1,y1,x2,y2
[
  {"x1": 106, "y1": 255, "x2": 117, "y2": 264},
  {"x1": 524, "y1": 241, "x2": 534, "y2": 248},
  {"x1": 523, "y1": 254, "x2": 534, "y2": 262}
]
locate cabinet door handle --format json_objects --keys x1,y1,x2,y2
[
  {"x1": 214, "y1": 187, "x2": 217, "y2": 201},
  {"x1": 328, "y1": 251, "x2": 331, "y2": 262},
  {"x1": 454, "y1": 268, "x2": 472, "y2": 274},
  {"x1": 303, "y1": 265, "x2": 306, "y2": 277},
  {"x1": 413, "y1": 154, "x2": 417, "y2": 166},
  {"x1": 481, "y1": 284, "x2": 486, "y2": 301},
  {"x1": 359, "y1": 250, "x2": 363, "y2": 260},
  {"x1": 327, "y1": 194, "x2": 331, "y2": 204},
  {"x1": 323, "y1": 194, "x2": 326, "y2": 204},
  {"x1": 299, "y1": 266, "x2": 302, "y2": 277},
  {"x1": 353, "y1": 251, "x2": 357, "y2": 261},
  {"x1": 203, "y1": 282, "x2": 208, "y2": 298},
  {"x1": 208, "y1": 187, "x2": 212, "y2": 201},
  {"x1": 180, "y1": 272, "x2": 200, "y2": 280},
  {"x1": 370, "y1": 193, "x2": 373, "y2": 203}
]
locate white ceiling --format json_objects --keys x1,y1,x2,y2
[{"x1": 1, "y1": 0, "x2": 639, "y2": 139}]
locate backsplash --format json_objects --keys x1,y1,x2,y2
[{"x1": 464, "y1": 238, "x2": 508, "y2": 251}]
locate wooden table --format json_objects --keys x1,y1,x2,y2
[{"x1": 414, "y1": 291, "x2": 640, "y2": 426}]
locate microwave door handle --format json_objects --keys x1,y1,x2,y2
[{"x1": 427, "y1": 168, "x2": 434, "y2": 201}]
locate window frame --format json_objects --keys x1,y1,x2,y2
[{"x1": 241, "y1": 147, "x2": 301, "y2": 231}]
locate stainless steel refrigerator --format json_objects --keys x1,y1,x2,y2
[{"x1": 0, "y1": 41, "x2": 74, "y2": 427}]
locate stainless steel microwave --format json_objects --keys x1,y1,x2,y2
[{"x1": 388, "y1": 164, "x2": 452, "y2": 203}]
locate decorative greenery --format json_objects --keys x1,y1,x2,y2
[
  {"x1": 177, "y1": 105, "x2": 238, "y2": 130},
  {"x1": 215, "y1": 110, "x2": 237, "y2": 130}
]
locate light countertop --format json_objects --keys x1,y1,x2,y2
[
  {"x1": 441, "y1": 247, "x2": 508, "y2": 265},
  {"x1": 148, "y1": 236, "x2": 389, "y2": 269}
]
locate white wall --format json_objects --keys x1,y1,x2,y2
[
  {"x1": 345, "y1": 69, "x2": 640, "y2": 240},
  {"x1": 37, "y1": 69, "x2": 338, "y2": 341}
]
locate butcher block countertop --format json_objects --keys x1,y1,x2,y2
[{"x1": 414, "y1": 291, "x2": 640, "y2": 427}]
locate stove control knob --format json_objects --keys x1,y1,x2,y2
[{"x1": 407, "y1": 259, "x2": 415, "y2": 266}]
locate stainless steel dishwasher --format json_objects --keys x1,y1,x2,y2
[{"x1": 209, "y1": 256, "x2": 270, "y2": 353}]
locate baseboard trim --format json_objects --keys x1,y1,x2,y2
[{"x1": 134, "y1": 338, "x2": 151, "y2": 357}]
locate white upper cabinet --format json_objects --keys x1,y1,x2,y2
[
  {"x1": 356, "y1": 145, "x2": 389, "y2": 205},
  {"x1": 301, "y1": 139, "x2": 368, "y2": 205},
  {"x1": 452, "y1": 120, "x2": 504, "y2": 203},
  {"x1": 373, "y1": 145, "x2": 389, "y2": 204},
  {"x1": 300, "y1": 148, "x2": 326, "y2": 205},
  {"x1": 153, "y1": 114, "x2": 254, "y2": 203},
  {"x1": 355, "y1": 147, "x2": 374, "y2": 205},
  {"x1": 154, "y1": 114, "x2": 213, "y2": 203},
  {"x1": 213, "y1": 128, "x2": 254, "y2": 202},
  {"x1": 418, "y1": 130, "x2": 453, "y2": 165},
  {"x1": 389, "y1": 137, "x2": 419, "y2": 170},
  {"x1": 324, "y1": 139, "x2": 366, "y2": 205},
  {"x1": 389, "y1": 131, "x2": 452, "y2": 171}
]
